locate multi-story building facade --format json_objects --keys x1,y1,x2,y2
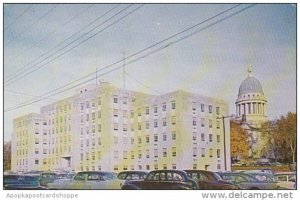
[{"x1": 12, "y1": 82, "x2": 230, "y2": 172}]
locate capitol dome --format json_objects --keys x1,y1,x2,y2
[{"x1": 238, "y1": 76, "x2": 264, "y2": 96}]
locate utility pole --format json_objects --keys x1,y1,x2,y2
[{"x1": 123, "y1": 51, "x2": 125, "y2": 90}]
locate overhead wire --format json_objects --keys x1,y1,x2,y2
[
  {"x1": 4, "y1": 4, "x2": 256, "y2": 112},
  {"x1": 4, "y1": 4, "x2": 121, "y2": 82},
  {"x1": 5, "y1": 4, "x2": 95, "y2": 75}
]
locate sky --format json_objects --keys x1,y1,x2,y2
[{"x1": 3, "y1": 3, "x2": 296, "y2": 142}]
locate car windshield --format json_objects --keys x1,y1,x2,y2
[{"x1": 101, "y1": 173, "x2": 117, "y2": 180}]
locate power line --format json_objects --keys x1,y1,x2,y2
[
  {"x1": 125, "y1": 72, "x2": 162, "y2": 94},
  {"x1": 5, "y1": 4, "x2": 95, "y2": 76},
  {"x1": 5, "y1": 4, "x2": 58, "y2": 45},
  {"x1": 4, "y1": 4, "x2": 33, "y2": 30},
  {"x1": 4, "y1": 4, "x2": 255, "y2": 112},
  {"x1": 4, "y1": 4, "x2": 133, "y2": 85},
  {"x1": 4, "y1": 4, "x2": 120, "y2": 82},
  {"x1": 4, "y1": 90, "x2": 59, "y2": 101}
]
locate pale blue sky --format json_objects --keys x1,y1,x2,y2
[{"x1": 3, "y1": 4, "x2": 296, "y2": 141}]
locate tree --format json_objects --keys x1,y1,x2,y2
[
  {"x1": 4, "y1": 141, "x2": 11, "y2": 171},
  {"x1": 230, "y1": 120, "x2": 250, "y2": 161},
  {"x1": 262, "y1": 112, "x2": 296, "y2": 164}
]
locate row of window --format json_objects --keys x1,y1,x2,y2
[
  {"x1": 79, "y1": 147, "x2": 221, "y2": 162},
  {"x1": 79, "y1": 163, "x2": 222, "y2": 172}
]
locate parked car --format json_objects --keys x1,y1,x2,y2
[
  {"x1": 4, "y1": 175, "x2": 45, "y2": 190},
  {"x1": 275, "y1": 172, "x2": 296, "y2": 189},
  {"x1": 256, "y1": 158, "x2": 271, "y2": 166},
  {"x1": 184, "y1": 170, "x2": 239, "y2": 190},
  {"x1": 117, "y1": 171, "x2": 148, "y2": 180},
  {"x1": 48, "y1": 171, "x2": 124, "y2": 189},
  {"x1": 39, "y1": 172, "x2": 57, "y2": 187},
  {"x1": 121, "y1": 170, "x2": 198, "y2": 190},
  {"x1": 218, "y1": 172, "x2": 278, "y2": 190}
]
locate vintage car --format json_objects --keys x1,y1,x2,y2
[
  {"x1": 275, "y1": 172, "x2": 296, "y2": 189},
  {"x1": 121, "y1": 170, "x2": 198, "y2": 190},
  {"x1": 117, "y1": 171, "x2": 148, "y2": 180},
  {"x1": 184, "y1": 170, "x2": 240, "y2": 190},
  {"x1": 39, "y1": 172, "x2": 57, "y2": 187},
  {"x1": 218, "y1": 172, "x2": 278, "y2": 190},
  {"x1": 48, "y1": 171, "x2": 124, "y2": 189},
  {"x1": 4, "y1": 175, "x2": 45, "y2": 190}
]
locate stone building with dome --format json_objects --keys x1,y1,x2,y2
[{"x1": 235, "y1": 66, "x2": 269, "y2": 159}]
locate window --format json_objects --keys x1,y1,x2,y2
[
  {"x1": 154, "y1": 134, "x2": 158, "y2": 142},
  {"x1": 98, "y1": 151, "x2": 101, "y2": 159},
  {"x1": 92, "y1": 112, "x2": 95, "y2": 120},
  {"x1": 98, "y1": 124, "x2": 101, "y2": 132},
  {"x1": 193, "y1": 147, "x2": 197, "y2": 157},
  {"x1": 114, "y1": 123, "x2": 118, "y2": 131},
  {"x1": 131, "y1": 138, "x2": 134, "y2": 145},
  {"x1": 145, "y1": 106, "x2": 149, "y2": 115},
  {"x1": 163, "y1": 148, "x2": 167, "y2": 157},
  {"x1": 162, "y1": 117, "x2": 167, "y2": 126},
  {"x1": 201, "y1": 103, "x2": 205, "y2": 112},
  {"x1": 138, "y1": 136, "x2": 142, "y2": 144},
  {"x1": 123, "y1": 137, "x2": 127, "y2": 145},
  {"x1": 113, "y1": 97, "x2": 118, "y2": 103},
  {"x1": 35, "y1": 159, "x2": 39, "y2": 165},
  {"x1": 154, "y1": 105, "x2": 158, "y2": 114},
  {"x1": 35, "y1": 148, "x2": 39, "y2": 154},
  {"x1": 193, "y1": 164, "x2": 197, "y2": 170},
  {"x1": 35, "y1": 138, "x2": 39, "y2": 144},
  {"x1": 193, "y1": 133, "x2": 197, "y2": 141},
  {"x1": 146, "y1": 120, "x2": 149, "y2": 129},
  {"x1": 217, "y1": 135, "x2": 220, "y2": 143},
  {"x1": 171, "y1": 100, "x2": 176, "y2": 109},
  {"x1": 162, "y1": 103, "x2": 166, "y2": 111},
  {"x1": 163, "y1": 164, "x2": 167, "y2": 169},
  {"x1": 163, "y1": 133, "x2": 167, "y2": 141},
  {"x1": 201, "y1": 133, "x2": 205, "y2": 141},
  {"x1": 209, "y1": 134, "x2": 213, "y2": 142},
  {"x1": 201, "y1": 148, "x2": 205, "y2": 157},
  {"x1": 209, "y1": 105, "x2": 212, "y2": 113},
  {"x1": 146, "y1": 165, "x2": 150, "y2": 170},
  {"x1": 172, "y1": 147, "x2": 176, "y2": 156},
  {"x1": 209, "y1": 149, "x2": 213, "y2": 157},
  {"x1": 131, "y1": 111, "x2": 134, "y2": 118},
  {"x1": 209, "y1": 119, "x2": 213, "y2": 128},
  {"x1": 123, "y1": 97, "x2": 127, "y2": 105},
  {"x1": 217, "y1": 121, "x2": 220, "y2": 129},
  {"x1": 92, "y1": 138, "x2": 95, "y2": 146},
  {"x1": 138, "y1": 150, "x2": 142, "y2": 159},
  {"x1": 131, "y1": 151, "x2": 134, "y2": 159},
  {"x1": 113, "y1": 109, "x2": 118, "y2": 117},
  {"x1": 123, "y1": 151, "x2": 128, "y2": 159},
  {"x1": 172, "y1": 131, "x2": 176, "y2": 140},
  {"x1": 35, "y1": 129, "x2": 39, "y2": 134},
  {"x1": 138, "y1": 122, "x2": 142, "y2": 130},
  {"x1": 154, "y1": 119, "x2": 158, "y2": 128},
  {"x1": 138, "y1": 108, "x2": 141, "y2": 116},
  {"x1": 216, "y1": 107, "x2": 220, "y2": 115},
  {"x1": 172, "y1": 116, "x2": 176, "y2": 125},
  {"x1": 193, "y1": 117, "x2": 196, "y2": 126},
  {"x1": 92, "y1": 152, "x2": 95, "y2": 160},
  {"x1": 114, "y1": 165, "x2": 118, "y2": 171},
  {"x1": 146, "y1": 135, "x2": 149, "y2": 143},
  {"x1": 92, "y1": 125, "x2": 95, "y2": 133},
  {"x1": 98, "y1": 137, "x2": 101, "y2": 145},
  {"x1": 146, "y1": 149, "x2": 150, "y2": 158},
  {"x1": 123, "y1": 124, "x2": 128, "y2": 132},
  {"x1": 201, "y1": 118, "x2": 205, "y2": 127},
  {"x1": 154, "y1": 149, "x2": 158, "y2": 158},
  {"x1": 86, "y1": 114, "x2": 89, "y2": 121},
  {"x1": 192, "y1": 102, "x2": 196, "y2": 111},
  {"x1": 80, "y1": 153, "x2": 83, "y2": 161},
  {"x1": 217, "y1": 149, "x2": 221, "y2": 158},
  {"x1": 43, "y1": 149, "x2": 47, "y2": 154},
  {"x1": 172, "y1": 164, "x2": 176, "y2": 169},
  {"x1": 123, "y1": 110, "x2": 127, "y2": 118},
  {"x1": 86, "y1": 139, "x2": 89, "y2": 147},
  {"x1": 217, "y1": 164, "x2": 221, "y2": 170}
]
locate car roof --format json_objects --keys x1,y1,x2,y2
[{"x1": 118, "y1": 171, "x2": 148, "y2": 174}]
